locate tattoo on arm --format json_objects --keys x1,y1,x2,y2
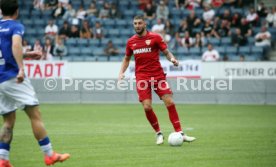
[
  {"x1": 163, "y1": 49, "x2": 175, "y2": 61},
  {"x1": 0, "y1": 127, "x2": 13, "y2": 144}
]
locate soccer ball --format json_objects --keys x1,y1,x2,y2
[{"x1": 168, "y1": 132, "x2": 183, "y2": 146}]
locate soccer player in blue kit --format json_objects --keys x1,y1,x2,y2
[{"x1": 0, "y1": 0, "x2": 70, "y2": 166}]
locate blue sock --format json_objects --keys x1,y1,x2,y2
[
  {"x1": 0, "y1": 142, "x2": 10, "y2": 160},
  {"x1": 38, "y1": 137, "x2": 53, "y2": 156}
]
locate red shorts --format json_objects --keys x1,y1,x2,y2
[{"x1": 136, "y1": 78, "x2": 172, "y2": 102}]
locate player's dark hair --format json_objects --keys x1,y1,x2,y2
[
  {"x1": 133, "y1": 15, "x2": 145, "y2": 21},
  {"x1": 0, "y1": 0, "x2": 19, "y2": 16}
]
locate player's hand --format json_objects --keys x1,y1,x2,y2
[
  {"x1": 26, "y1": 50, "x2": 42, "y2": 60},
  {"x1": 16, "y1": 68, "x2": 24, "y2": 83},
  {"x1": 118, "y1": 73, "x2": 125, "y2": 81},
  {"x1": 171, "y1": 57, "x2": 179, "y2": 66}
]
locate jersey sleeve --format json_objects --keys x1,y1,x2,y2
[
  {"x1": 12, "y1": 23, "x2": 24, "y2": 37},
  {"x1": 125, "y1": 40, "x2": 133, "y2": 57},
  {"x1": 156, "y1": 34, "x2": 167, "y2": 51}
]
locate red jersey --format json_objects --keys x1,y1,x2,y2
[{"x1": 126, "y1": 31, "x2": 167, "y2": 80}]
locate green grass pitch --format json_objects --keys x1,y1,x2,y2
[{"x1": 3, "y1": 104, "x2": 276, "y2": 167}]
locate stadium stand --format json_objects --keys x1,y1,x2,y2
[{"x1": 19, "y1": 0, "x2": 276, "y2": 62}]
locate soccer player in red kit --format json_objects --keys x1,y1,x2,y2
[{"x1": 118, "y1": 15, "x2": 196, "y2": 145}]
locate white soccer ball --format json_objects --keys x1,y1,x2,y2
[{"x1": 168, "y1": 132, "x2": 183, "y2": 146}]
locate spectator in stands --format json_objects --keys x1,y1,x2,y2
[
  {"x1": 93, "y1": 22, "x2": 104, "y2": 39},
  {"x1": 139, "y1": 0, "x2": 153, "y2": 10},
  {"x1": 222, "y1": 55, "x2": 229, "y2": 61},
  {"x1": 22, "y1": 40, "x2": 32, "y2": 54},
  {"x1": 202, "y1": 5, "x2": 215, "y2": 22},
  {"x1": 144, "y1": 3, "x2": 156, "y2": 20},
  {"x1": 239, "y1": 54, "x2": 245, "y2": 61},
  {"x1": 99, "y1": 2, "x2": 110, "y2": 19},
  {"x1": 86, "y1": 2, "x2": 98, "y2": 20},
  {"x1": 62, "y1": 4, "x2": 76, "y2": 21},
  {"x1": 59, "y1": 21, "x2": 71, "y2": 40},
  {"x1": 52, "y1": 2, "x2": 65, "y2": 19},
  {"x1": 202, "y1": 43, "x2": 220, "y2": 61},
  {"x1": 194, "y1": 32, "x2": 206, "y2": 48},
  {"x1": 210, "y1": 0, "x2": 224, "y2": 8},
  {"x1": 239, "y1": 18, "x2": 252, "y2": 37},
  {"x1": 76, "y1": 5, "x2": 87, "y2": 20},
  {"x1": 231, "y1": 12, "x2": 241, "y2": 27},
  {"x1": 220, "y1": 9, "x2": 232, "y2": 24},
  {"x1": 184, "y1": 0, "x2": 201, "y2": 10},
  {"x1": 42, "y1": 38, "x2": 54, "y2": 60},
  {"x1": 58, "y1": 0, "x2": 69, "y2": 7},
  {"x1": 187, "y1": 10, "x2": 201, "y2": 28},
  {"x1": 175, "y1": 20, "x2": 192, "y2": 43},
  {"x1": 80, "y1": 20, "x2": 93, "y2": 39},
  {"x1": 181, "y1": 31, "x2": 194, "y2": 48},
  {"x1": 164, "y1": 20, "x2": 175, "y2": 37},
  {"x1": 255, "y1": 26, "x2": 271, "y2": 47},
  {"x1": 202, "y1": 20, "x2": 219, "y2": 38},
  {"x1": 54, "y1": 38, "x2": 67, "y2": 60},
  {"x1": 175, "y1": 0, "x2": 185, "y2": 9},
  {"x1": 216, "y1": 20, "x2": 231, "y2": 38},
  {"x1": 266, "y1": 7, "x2": 276, "y2": 27},
  {"x1": 109, "y1": 3, "x2": 121, "y2": 19},
  {"x1": 156, "y1": 0, "x2": 169, "y2": 21},
  {"x1": 151, "y1": 19, "x2": 165, "y2": 34},
  {"x1": 231, "y1": 28, "x2": 247, "y2": 47},
  {"x1": 68, "y1": 25, "x2": 80, "y2": 38},
  {"x1": 257, "y1": 2, "x2": 268, "y2": 18},
  {"x1": 104, "y1": 40, "x2": 120, "y2": 60},
  {"x1": 44, "y1": 0, "x2": 58, "y2": 9},
  {"x1": 33, "y1": 39, "x2": 43, "y2": 53},
  {"x1": 33, "y1": 0, "x2": 45, "y2": 10},
  {"x1": 44, "y1": 19, "x2": 58, "y2": 41},
  {"x1": 246, "y1": 8, "x2": 259, "y2": 26}
]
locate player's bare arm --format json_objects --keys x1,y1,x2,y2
[
  {"x1": 162, "y1": 49, "x2": 179, "y2": 66},
  {"x1": 12, "y1": 35, "x2": 24, "y2": 83},
  {"x1": 118, "y1": 55, "x2": 131, "y2": 80}
]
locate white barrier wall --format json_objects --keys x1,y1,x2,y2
[{"x1": 24, "y1": 61, "x2": 276, "y2": 80}]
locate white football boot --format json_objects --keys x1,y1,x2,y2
[
  {"x1": 156, "y1": 132, "x2": 164, "y2": 145},
  {"x1": 182, "y1": 134, "x2": 196, "y2": 142}
]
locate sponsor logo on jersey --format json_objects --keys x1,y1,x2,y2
[
  {"x1": 145, "y1": 40, "x2": 151, "y2": 45},
  {"x1": 133, "y1": 48, "x2": 152, "y2": 54},
  {"x1": 0, "y1": 28, "x2": 10, "y2": 32}
]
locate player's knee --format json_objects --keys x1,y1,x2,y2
[
  {"x1": 164, "y1": 98, "x2": 174, "y2": 107},
  {"x1": 143, "y1": 104, "x2": 152, "y2": 112}
]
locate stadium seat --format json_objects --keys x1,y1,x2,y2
[
  {"x1": 103, "y1": 19, "x2": 116, "y2": 29},
  {"x1": 93, "y1": 48, "x2": 104, "y2": 57},
  {"x1": 189, "y1": 47, "x2": 201, "y2": 57},
  {"x1": 77, "y1": 39, "x2": 89, "y2": 47},
  {"x1": 251, "y1": 47, "x2": 263, "y2": 55},
  {"x1": 71, "y1": 55, "x2": 85, "y2": 61},
  {"x1": 208, "y1": 38, "x2": 221, "y2": 46},
  {"x1": 112, "y1": 38, "x2": 125, "y2": 47},
  {"x1": 68, "y1": 47, "x2": 81, "y2": 56},
  {"x1": 221, "y1": 37, "x2": 232, "y2": 46},
  {"x1": 97, "y1": 56, "x2": 108, "y2": 61},
  {"x1": 176, "y1": 47, "x2": 189, "y2": 56},
  {"x1": 25, "y1": 28, "x2": 37, "y2": 36},
  {"x1": 80, "y1": 47, "x2": 92, "y2": 56},
  {"x1": 84, "y1": 55, "x2": 97, "y2": 61},
  {"x1": 116, "y1": 19, "x2": 128, "y2": 29},
  {"x1": 109, "y1": 56, "x2": 123, "y2": 62},
  {"x1": 120, "y1": 29, "x2": 133, "y2": 38},
  {"x1": 171, "y1": 10, "x2": 182, "y2": 19},
  {"x1": 225, "y1": 46, "x2": 238, "y2": 55},
  {"x1": 65, "y1": 38, "x2": 78, "y2": 47},
  {"x1": 107, "y1": 29, "x2": 120, "y2": 38},
  {"x1": 239, "y1": 46, "x2": 251, "y2": 55},
  {"x1": 88, "y1": 39, "x2": 100, "y2": 47},
  {"x1": 216, "y1": 46, "x2": 226, "y2": 55}
]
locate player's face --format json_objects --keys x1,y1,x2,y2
[{"x1": 133, "y1": 19, "x2": 146, "y2": 35}]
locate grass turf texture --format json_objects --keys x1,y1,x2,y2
[{"x1": 3, "y1": 104, "x2": 276, "y2": 167}]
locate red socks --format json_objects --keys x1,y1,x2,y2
[
  {"x1": 145, "y1": 109, "x2": 160, "y2": 133},
  {"x1": 167, "y1": 104, "x2": 182, "y2": 132}
]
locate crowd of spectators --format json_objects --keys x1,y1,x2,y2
[{"x1": 20, "y1": 0, "x2": 275, "y2": 61}]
